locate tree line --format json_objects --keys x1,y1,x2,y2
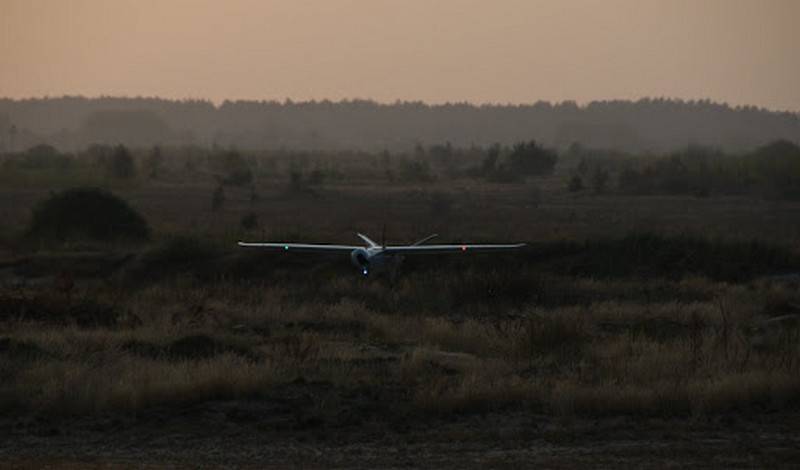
[
  {"x1": 4, "y1": 138, "x2": 800, "y2": 199},
  {"x1": 1, "y1": 96, "x2": 797, "y2": 153},
  {"x1": 568, "y1": 140, "x2": 800, "y2": 199}
]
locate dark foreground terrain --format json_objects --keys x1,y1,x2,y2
[
  {"x1": 1, "y1": 153, "x2": 800, "y2": 467},
  {"x1": 3, "y1": 405, "x2": 799, "y2": 468},
  {"x1": 1, "y1": 242, "x2": 799, "y2": 468}
]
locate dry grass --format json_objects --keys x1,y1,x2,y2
[
  {"x1": 1, "y1": 273, "x2": 798, "y2": 418},
  {"x1": 9, "y1": 354, "x2": 278, "y2": 414}
]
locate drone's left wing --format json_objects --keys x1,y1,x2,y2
[
  {"x1": 238, "y1": 242, "x2": 360, "y2": 253},
  {"x1": 382, "y1": 243, "x2": 525, "y2": 255}
]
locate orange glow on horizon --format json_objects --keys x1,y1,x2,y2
[{"x1": 1, "y1": 0, "x2": 799, "y2": 111}]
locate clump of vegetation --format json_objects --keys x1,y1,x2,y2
[
  {"x1": 610, "y1": 141, "x2": 800, "y2": 199},
  {"x1": 468, "y1": 141, "x2": 558, "y2": 183},
  {"x1": 17, "y1": 144, "x2": 74, "y2": 170},
  {"x1": 25, "y1": 187, "x2": 149, "y2": 243},
  {"x1": 506, "y1": 140, "x2": 558, "y2": 176},
  {"x1": 144, "y1": 145, "x2": 163, "y2": 179},
  {"x1": 106, "y1": 145, "x2": 137, "y2": 180}
]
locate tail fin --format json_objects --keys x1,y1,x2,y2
[
  {"x1": 357, "y1": 233, "x2": 379, "y2": 248},
  {"x1": 412, "y1": 234, "x2": 438, "y2": 246}
]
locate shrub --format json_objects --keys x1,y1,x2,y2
[
  {"x1": 506, "y1": 140, "x2": 557, "y2": 176},
  {"x1": 20, "y1": 144, "x2": 73, "y2": 170},
  {"x1": 144, "y1": 146, "x2": 163, "y2": 179},
  {"x1": 25, "y1": 187, "x2": 149, "y2": 242}
]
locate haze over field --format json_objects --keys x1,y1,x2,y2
[{"x1": 2, "y1": 0, "x2": 799, "y2": 110}]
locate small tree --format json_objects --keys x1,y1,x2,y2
[
  {"x1": 108, "y1": 145, "x2": 136, "y2": 179},
  {"x1": 145, "y1": 146, "x2": 163, "y2": 179},
  {"x1": 507, "y1": 140, "x2": 557, "y2": 177},
  {"x1": 482, "y1": 144, "x2": 500, "y2": 174}
]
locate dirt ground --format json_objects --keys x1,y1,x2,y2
[{"x1": 2, "y1": 393, "x2": 799, "y2": 468}]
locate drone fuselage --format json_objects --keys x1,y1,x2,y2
[{"x1": 350, "y1": 247, "x2": 395, "y2": 276}]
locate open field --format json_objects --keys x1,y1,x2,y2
[{"x1": 1, "y1": 156, "x2": 800, "y2": 467}]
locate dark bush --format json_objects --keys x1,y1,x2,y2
[
  {"x1": 21, "y1": 144, "x2": 73, "y2": 170},
  {"x1": 482, "y1": 144, "x2": 500, "y2": 174},
  {"x1": 506, "y1": 140, "x2": 557, "y2": 176},
  {"x1": 25, "y1": 187, "x2": 149, "y2": 243},
  {"x1": 615, "y1": 141, "x2": 800, "y2": 199}
]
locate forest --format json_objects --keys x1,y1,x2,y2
[{"x1": 1, "y1": 96, "x2": 798, "y2": 153}]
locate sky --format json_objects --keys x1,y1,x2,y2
[{"x1": 1, "y1": 0, "x2": 799, "y2": 111}]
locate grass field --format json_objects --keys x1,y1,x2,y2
[{"x1": 1, "y1": 156, "x2": 799, "y2": 466}]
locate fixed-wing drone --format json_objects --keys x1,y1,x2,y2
[{"x1": 238, "y1": 233, "x2": 525, "y2": 276}]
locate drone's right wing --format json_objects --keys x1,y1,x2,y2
[
  {"x1": 382, "y1": 243, "x2": 525, "y2": 255},
  {"x1": 237, "y1": 242, "x2": 360, "y2": 253}
]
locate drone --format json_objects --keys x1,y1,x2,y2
[{"x1": 238, "y1": 232, "x2": 525, "y2": 277}]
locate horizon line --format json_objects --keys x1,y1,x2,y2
[{"x1": 1, "y1": 94, "x2": 798, "y2": 115}]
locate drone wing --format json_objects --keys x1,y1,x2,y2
[
  {"x1": 382, "y1": 243, "x2": 525, "y2": 255},
  {"x1": 237, "y1": 242, "x2": 359, "y2": 253}
]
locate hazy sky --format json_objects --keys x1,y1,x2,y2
[{"x1": 2, "y1": 0, "x2": 799, "y2": 110}]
